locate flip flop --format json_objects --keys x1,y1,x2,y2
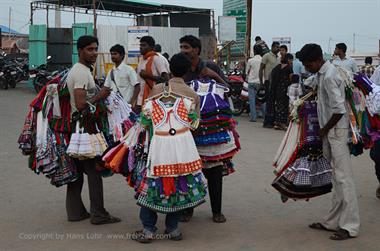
[
  {"x1": 212, "y1": 213, "x2": 227, "y2": 223},
  {"x1": 308, "y1": 222, "x2": 335, "y2": 232},
  {"x1": 131, "y1": 230, "x2": 154, "y2": 244},
  {"x1": 329, "y1": 229, "x2": 353, "y2": 241}
]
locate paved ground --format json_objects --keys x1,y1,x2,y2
[{"x1": 1, "y1": 84, "x2": 380, "y2": 251}]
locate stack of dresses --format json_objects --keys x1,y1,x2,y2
[
  {"x1": 103, "y1": 96, "x2": 207, "y2": 213},
  {"x1": 18, "y1": 76, "x2": 78, "y2": 187},
  {"x1": 188, "y1": 80, "x2": 240, "y2": 175},
  {"x1": 105, "y1": 91, "x2": 136, "y2": 142},
  {"x1": 272, "y1": 98, "x2": 333, "y2": 200},
  {"x1": 346, "y1": 74, "x2": 380, "y2": 155}
]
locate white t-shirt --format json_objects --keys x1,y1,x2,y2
[
  {"x1": 136, "y1": 54, "x2": 170, "y2": 105},
  {"x1": 246, "y1": 55, "x2": 262, "y2": 83},
  {"x1": 66, "y1": 63, "x2": 96, "y2": 115},
  {"x1": 104, "y1": 62, "x2": 138, "y2": 103}
]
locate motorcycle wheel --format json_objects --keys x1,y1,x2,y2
[
  {"x1": 0, "y1": 78, "x2": 8, "y2": 90},
  {"x1": 9, "y1": 78, "x2": 16, "y2": 88},
  {"x1": 230, "y1": 95, "x2": 244, "y2": 116},
  {"x1": 33, "y1": 78, "x2": 42, "y2": 93}
]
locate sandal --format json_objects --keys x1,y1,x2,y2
[
  {"x1": 131, "y1": 230, "x2": 154, "y2": 244},
  {"x1": 212, "y1": 213, "x2": 226, "y2": 223},
  {"x1": 329, "y1": 229, "x2": 353, "y2": 241},
  {"x1": 308, "y1": 222, "x2": 335, "y2": 232},
  {"x1": 91, "y1": 215, "x2": 121, "y2": 225}
]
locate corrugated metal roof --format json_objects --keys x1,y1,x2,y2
[{"x1": 34, "y1": 0, "x2": 210, "y2": 14}]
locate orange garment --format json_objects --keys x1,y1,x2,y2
[
  {"x1": 109, "y1": 145, "x2": 128, "y2": 173},
  {"x1": 142, "y1": 51, "x2": 158, "y2": 102}
]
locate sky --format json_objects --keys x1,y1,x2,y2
[{"x1": 0, "y1": 0, "x2": 379, "y2": 54}]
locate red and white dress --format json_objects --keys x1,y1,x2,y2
[{"x1": 144, "y1": 97, "x2": 203, "y2": 178}]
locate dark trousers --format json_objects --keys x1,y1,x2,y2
[
  {"x1": 139, "y1": 207, "x2": 179, "y2": 234},
  {"x1": 66, "y1": 158, "x2": 109, "y2": 221},
  {"x1": 370, "y1": 140, "x2": 380, "y2": 183},
  {"x1": 182, "y1": 165, "x2": 224, "y2": 216},
  {"x1": 263, "y1": 80, "x2": 275, "y2": 127}
]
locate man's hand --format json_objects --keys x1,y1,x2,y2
[
  {"x1": 98, "y1": 86, "x2": 111, "y2": 99},
  {"x1": 320, "y1": 127, "x2": 329, "y2": 137},
  {"x1": 140, "y1": 70, "x2": 149, "y2": 79}
]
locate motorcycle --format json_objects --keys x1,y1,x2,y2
[
  {"x1": 228, "y1": 74, "x2": 266, "y2": 116},
  {"x1": 29, "y1": 56, "x2": 57, "y2": 93}
]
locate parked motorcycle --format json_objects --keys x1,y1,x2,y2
[
  {"x1": 29, "y1": 56, "x2": 58, "y2": 93},
  {"x1": 228, "y1": 74, "x2": 266, "y2": 116}
]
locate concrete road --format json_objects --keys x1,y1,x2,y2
[{"x1": 1, "y1": 84, "x2": 379, "y2": 251}]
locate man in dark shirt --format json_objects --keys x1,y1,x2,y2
[{"x1": 179, "y1": 35, "x2": 229, "y2": 223}]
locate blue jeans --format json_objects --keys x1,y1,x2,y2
[
  {"x1": 248, "y1": 83, "x2": 266, "y2": 121},
  {"x1": 139, "y1": 207, "x2": 180, "y2": 235}
]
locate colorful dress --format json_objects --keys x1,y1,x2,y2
[
  {"x1": 188, "y1": 80, "x2": 240, "y2": 175},
  {"x1": 136, "y1": 97, "x2": 207, "y2": 213},
  {"x1": 272, "y1": 100, "x2": 333, "y2": 199}
]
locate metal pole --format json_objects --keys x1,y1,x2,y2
[
  {"x1": 93, "y1": 0, "x2": 97, "y2": 37},
  {"x1": 353, "y1": 33, "x2": 356, "y2": 53},
  {"x1": 246, "y1": 0, "x2": 253, "y2": 60},
  {"x1": 46, "y1": 5, "x2": 49, "y2": 28},
  {"x1": 73, "y1": 1, "x2": 76, "y2": 24},
  {"x1": 8, "y1": 7, "x2": 11, "y2": 37},
  {"x1": 30, "y1": 2, "x2": 33, "y2": 25},
  {"x1": 55, "y1": 0, "x2": 61, "y2": 28}
]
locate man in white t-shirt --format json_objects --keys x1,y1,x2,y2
[
  {"x1": 104, "y1": 44, "x2": 140, "y2": 106},
  {"x1": 332, "y1": 43, "x2": 358, "y2": 74},
  {"x1": 246, "y1": 44, "x2": 264, "y2": 121},
  {"x1": 66, "y1": 35, "x2": 121, "y2": 225},
  {"x1": 136, "y1": 36, "x2": 169, "y2": 111}
]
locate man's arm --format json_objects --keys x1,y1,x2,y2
[
  {"x1": 259, "y1": 63, "x2": 265, "y2": 85},
  {"x1": 130, "y1": 84, "x2": 140, "y2": 107},
  {"x1": 320, "y1": 114, "x2": 344, "y2": 137},
  {"x1": 320, "y1": 75, "x2": 346, "y2": 136},
  {"x1": 245, "y1": 60, "x2": 251, "y2": 81},
  {"x1": 74, "y1": 87, "x2": 111, "y2": 111}
]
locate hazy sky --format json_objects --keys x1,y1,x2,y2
[{"x1": 1, "y1": 0, "x2": 379, "y2": 53}]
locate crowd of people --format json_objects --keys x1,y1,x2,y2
[
  {"x1": 18, "y1": 34, "x2": 242, "y2": 244},
  {"x1": 17, "y1": 30, "x2": 380, "y2": 243},
  {"x1": 246, "y1": 36, "x2": 380, "y2": 240}
]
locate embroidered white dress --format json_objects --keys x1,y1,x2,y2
[{"x1": 144, "y1": 97, "x2": 203, "y2": 178}]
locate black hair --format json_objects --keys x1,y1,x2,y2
[
  {"x1": 169, "y1": 53, "x2": 191, "y2": 77},
  {"x1": 295, "y1": 51, "x2": 301, "y2": 59},
  {"x1": 110, "y1": 44, "x2": 125, "y2": 57},
  {"x1": 298, "y1": 43, "x2": 323, "y2": 63},
  {"x1": 179, "y1": 35, "x2": 202, "y2": 55},
  {"x1": 336, "y1": 43, "x2": 347, "y2": 53},
  {"x1": 291, "y1": 74, "x2": 300, "y2": 83},
  {"x1": 153, "y1": 44, "x2": 162, "y2": 53},
  {"x1": 365, "y1": 56, "x2": 373, "y2": 65},
  {"x1": 140, "y1": 36, "x2": 155, "y2": 48},
  {"x1": 253, "y1": 44, "x2": 263, "y2": 55},
  {"x1": 272, "y1": 41, "x2": 280, "y2": 47},
  {"x1": 162, "y1": 52, "x2": 169, "y2": 60},
  {"x1": 284, "y1": 53, "x2": 294, "y2": 61},
  {"x1": 255, "y1": 36, "x2": 261, "y2": 42},
  {"x1": 280, "y1": 45, "x2": 288, "y2": 52},
  {"x1": 77, "y1": 35, "x2": 98, "y2": 50}
]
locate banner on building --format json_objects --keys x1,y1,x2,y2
[
  {"x1": 218, "y1": 16, "x2": 236, "y2": 42},
  {"x1": 127, "y1": 26, "x2": 149, "y2": 58},
  {"x1": 273, "y1": 37, "x2": 291, "y2": 52}
]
